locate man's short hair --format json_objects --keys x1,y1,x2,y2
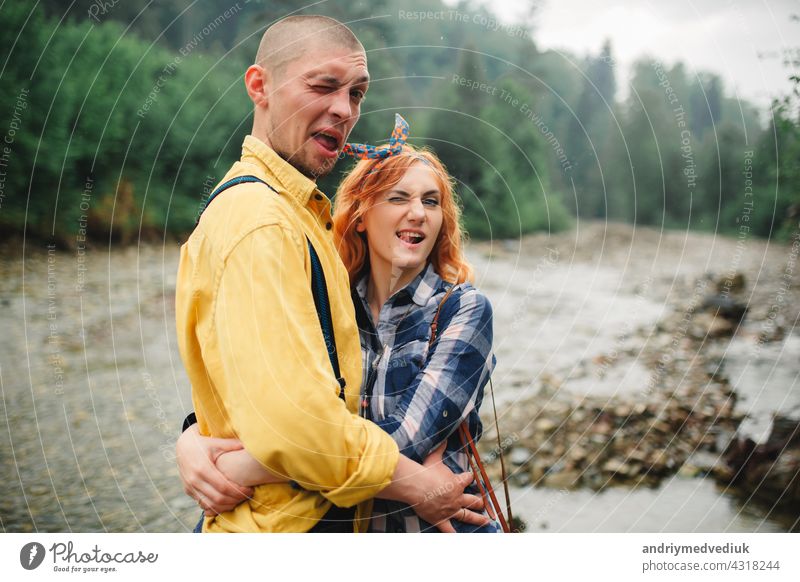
[{"x1": 255, "y1": 16, "x2": 364, "y2": 78}]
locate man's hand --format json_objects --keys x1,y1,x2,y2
[
  {"x1": 377, "y1": 442, "x2": 490, "y2": 533},
  {"x1": 176, "y1": 424, "x2": 254, "y2": 516}
]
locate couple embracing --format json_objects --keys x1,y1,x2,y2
[{"x1": 175, "y1": 14, "x2": 504, "y2": 534}]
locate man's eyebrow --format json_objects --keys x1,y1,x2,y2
[
  {"x1": 310, "y1": 74, "x2": 340, "y2": 85},
  {"x1": 309, "y1": 74, "x2": 370, "y2": 87}
]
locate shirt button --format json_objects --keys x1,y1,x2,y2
[
  {"x1": 326, "y1": 222, "x2": 332, "y2": 230},
  {"x1": 443, "y1": 410, "x2": 448, "y2": 418}
]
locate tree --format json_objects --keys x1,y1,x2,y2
[
  {"x1": 426, "y1": 48, "x2": 496, "y2": 236},
  {"x1": 565, "y1": 41, "x2": 618, "y2": 218}
]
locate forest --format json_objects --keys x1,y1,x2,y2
[{"x1": 0, "y1": 0, "x2": 797, "y2": 244}]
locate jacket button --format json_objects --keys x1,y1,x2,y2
[
  {"x1": 326, "y1": 222, "x2": 332, "y2": 230},
  {"x1": 315, "y1": 194, "x2": 323, "y2": 201}
]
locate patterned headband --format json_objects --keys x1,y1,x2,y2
[{"x1": 342, "y1": 114, "x2": 409, "y2": 160}]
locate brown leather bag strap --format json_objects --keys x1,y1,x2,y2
[
  {"x1": 428, "y1": 285, "x2": 456, "y2": 349},
  {"x1": 428, "y1": 284, "x2": 512, "y2": 533},
  {"x1": 459, "y1": 423, "x2": 510, "y2": 532},
  {"x1": 456, "y1": 424, "x2": 496, "y2": 520}
]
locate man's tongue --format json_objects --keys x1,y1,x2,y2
[{"x1": 314, "y1": 134, "x2": 337, "y2": 152}]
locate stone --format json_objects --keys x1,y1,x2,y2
[
  {"x1": 530, "y1": 463, "x2": 546, "y2": 484},
  {"x1": 568, "y1": 446, "x2": 588, "y2": 462},
  {"x1": 535, "y1": 418, "x2": 558, "y2": 433},
  {"x1": 691, "y1": 313, "x2": 735, "y2": 339},
  {"x1": 715, "y1": 272, "x2": 746, "y2": 294},
  {"x1": 509, "y1": 447, "x2": 532, "y2": 466},
  {"x1": 543, "y1": 470, "x2": 580, "y2": 489},
  {"x1": 677, "y1": 463, "x2": 701, "y2": 478},
  {"x1": 615, "y1": 405, "x2": 632, "y2": 417},
  {"x1": 602, "y1": 459, "x2": 626, "y2": 474}
]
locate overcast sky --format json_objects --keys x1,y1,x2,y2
[{"x1": 445, "y1": 0, "x2": 799, "y2": 110}]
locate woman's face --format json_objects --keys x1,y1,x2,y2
[{"x1": 358, "y1": 161, "x2": 444, "y2": 282}]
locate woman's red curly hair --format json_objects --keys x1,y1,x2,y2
[{"x1": 332, "y1": 144, "x2": 473, "y2": 286}]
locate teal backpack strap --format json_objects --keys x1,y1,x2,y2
[
  {"x1": 306, "y1": 240, "x2": 346, "y2": 393},
  {"x1": 198, "y1": 175, "x2": 270, "y2": 223},
  {"x1": 197, "y1": 175, "x2": 346, "y2": 400}
]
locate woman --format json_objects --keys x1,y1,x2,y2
[{"x1": 177, "y1": 116, "x2": 499, "y2": 532}]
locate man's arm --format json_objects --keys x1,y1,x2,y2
[{"x1": 208, "y1": 437, "x2": 489, "y2": 531}]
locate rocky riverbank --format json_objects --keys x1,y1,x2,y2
[
  {"x1": 474, "y1": 223, "x2": 800, "y2": 528},
  {"x1": 481, "y1": 276, "x2": 744, "y2": 491}
]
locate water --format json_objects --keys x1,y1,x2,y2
[
  {"x1": 474, "y1": 247, "x2": 668, "y2": 404},
  {"x1": 720, "y1": 333, "x2": 800, "y2": 443},
  {"x1": 505, "y1": 477, "x2": 787, "y2": 532},
  {"x1": 0, "y1": 244, "x2": 197, "y2": 532},
  {"x1": 1, "y1": 224, "x2": 798, "y2": 532}
]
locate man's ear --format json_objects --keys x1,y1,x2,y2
[{"x1": 245, "y1": 64, "x2": 269, "y2": 108}]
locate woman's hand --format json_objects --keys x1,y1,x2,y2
[{"x1": 176, "y1": 424, "x2": 254, "y2": 516}]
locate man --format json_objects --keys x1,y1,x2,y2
[{"x1": 175, "y1": 15, "x2": 485, "y2": 533}]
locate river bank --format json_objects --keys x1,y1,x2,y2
[{"x1": 471, "y1": 222, "x2": 800, "y2": 531}]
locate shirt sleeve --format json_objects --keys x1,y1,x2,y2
[
  {"x1": 211, "y1": 223, "x2": 399, "y2": 508},
  {"x1": 375, "y1": 287, "x2": 495, "y2": 463}
]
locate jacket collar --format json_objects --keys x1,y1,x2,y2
[{"x1": 241, "y1": 135, "x2": 319, "y2": 207}]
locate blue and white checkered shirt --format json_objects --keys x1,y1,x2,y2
[{"x1": 353, "y1": 263, "x2": 499, "y2": 533}]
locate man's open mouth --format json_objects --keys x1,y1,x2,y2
[
  {"x1": 397, "y1": 230, "x2": 425, "y2": 245},
  {"x1": 312, "y1": 130, "x2": 341, "y2": 154}
]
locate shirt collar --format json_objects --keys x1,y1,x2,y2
[
  {"x1": 241, "y1": 135, "x2": 318, "y2": 207},
  {"x1": 355, "y1": 262, "x2": 442, "y2": 308}
]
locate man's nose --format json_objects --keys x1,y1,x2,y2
[{"x1": 327, "y1": 89, "x2": 352, "y2": 120}]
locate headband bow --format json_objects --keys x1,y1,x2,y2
[{"x1": 342, "y1": 114, "x2": 409, "y2": 160}]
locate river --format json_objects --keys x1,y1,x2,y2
[{"x1": 1, "y1": 222, "x2": 798, "y2": 532}]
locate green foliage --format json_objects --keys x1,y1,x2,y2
[
  {"x1": 1, "y1": 2, "x2": 249, "y2": 243},
  {"x1": 751, "y1": 101, "x2": 800, "y2": 239},
  {"x1": 597, "y1": 57, "x2": 797, "y2": 236},
  {"x1": 2, "y1": 1, "x2": 797, "y2": 245}
]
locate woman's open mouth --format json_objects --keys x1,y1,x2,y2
[{"x1": 396, "y1": 230, "x2": 425, "y2": 248}]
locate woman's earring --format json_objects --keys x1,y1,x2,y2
[{"x1": 355, "y1": 219, "x2": 365, "y2": 233}]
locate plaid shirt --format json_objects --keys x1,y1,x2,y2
[{"x1": 353, "y1": 264, "x2": 499, "y2": 533}]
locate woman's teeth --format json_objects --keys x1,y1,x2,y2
[{"x1": 397, "y1": 231, "x2": 424, "y2": 243}]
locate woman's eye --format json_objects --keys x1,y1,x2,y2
[
  {"x1": 423, "y1": 198, "x2": 440, "y2": 206},
  {"x1": 351, "y1": 90, "x2": 365, "y2": 101},
  {"x1": 388, "y1": 197, "x2": 404, "y2": 203}
]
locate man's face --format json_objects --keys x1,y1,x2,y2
[{"x1": 265, "y1": 45, "x2": 369, "y2": 179}]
